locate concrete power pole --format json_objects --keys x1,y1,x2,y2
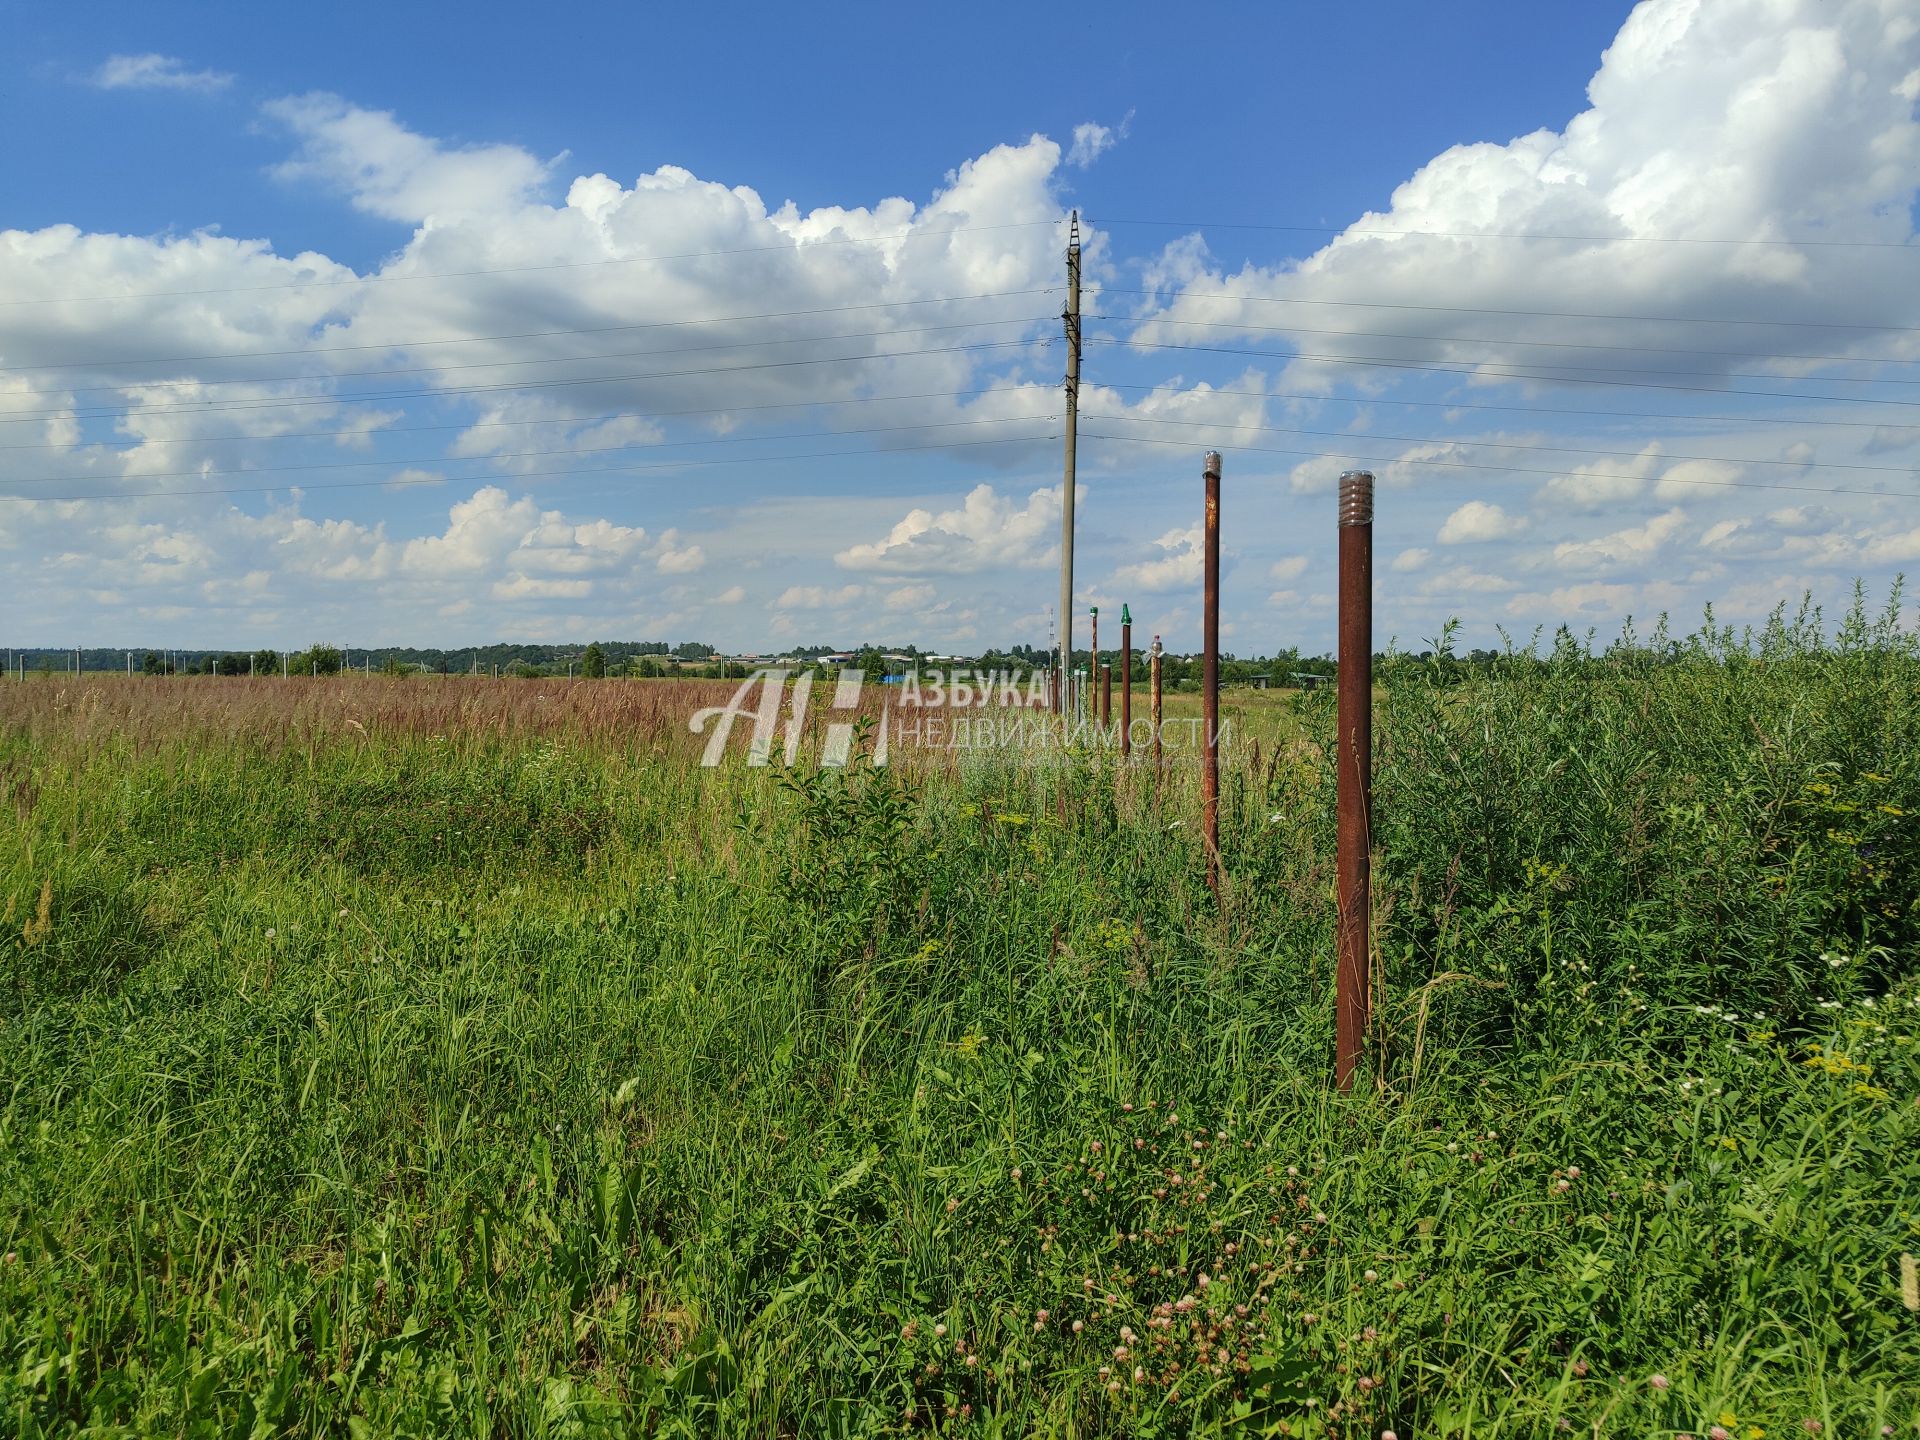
[{"x1": 1056, "y1": 212, "x2": 1081, "y2": 707}]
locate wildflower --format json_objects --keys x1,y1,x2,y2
[
  {"x1": 1571, "y1": 1360, "x2": 1588, "y2": 1378},
  {"x1": 1010, "y1": 1167, "x2": 1022, "y2": 1182},
  {"x1": 265, "y1": 928, "x2": 276, "y2": 940},
  {"x1": 1650, "y1": 1374, "x2": 1669, "y2": 1392},
  {"x1": 1072, "y1": 1320, "x2": 1084, "y2": 1334},
  {"x1": 1363, "y1": 1269, "x2": 1378, "y2": 1283},
  {"x1": 934, "y1": 1323, "x2": 947, "y2": 1338},
  {"x1": 1090, "y1": 1141, "x2": 1102, "y2": 1153},
  {"x1": 1800, "y1": 1423, "x2": 1820, "y2": 1435},
  {"x1": 1566, "y1": 1165, "x2": 1581, "y2": 1178},
  {"x1": 944, "y1": 1198, "x2": 958, "y2": 1213},
  {"x1": 1711, "y1": 1430, "x2": 1732, "y2": 1440},
  {"x1": 1133, "y1": 1366, "x2": 1144, "y2": 1381}
]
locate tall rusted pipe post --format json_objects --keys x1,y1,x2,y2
[
  {"x1": 1119, "y1": 604, "x2": 1132, "y2": 758},
  {"x1": 1336, "y1": 469, "x2": 1375, "y2": 1092},
  {"x1": 1089, "y1": 605, "x2": 1099, "y2": 720},
  {"x1": 1201, "y1": 450, "x2": 1222, "y2": 895},
  {"x1": 1150, "y1": 635, "x2": 1163, "y2": 772}
]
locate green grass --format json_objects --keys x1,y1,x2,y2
[{"x1": 2, "y1": 598, "x2": 1918, "y2": 1437}]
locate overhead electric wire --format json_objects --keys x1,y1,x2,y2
[
  {"x1": 0, "y1": 220, "x2": 1067, "y2": 308},
  {"x1": 1088, "y1": 312, "x2": 1920, "y2": 373},
  {"x1": 1080, "y1": 408, "x2": 1920, "y2": 478},
  {"x1": 1086, "y1": 336, "x2": 1920, "y2": 409},
  {"x1": 0, "y1": 336, "x2": 1057, "y2": 423},
  {"x1": 1098, "y1": 286, "x2": 1920, "y2": 335},
  {"x1": 1096, "y1": 380, "x2": 1920, "y2": 434},
  {"x1": 0, "y1": 411, "x2": 1051, "y2": 488},
  {"x1": 0, "y1": 384, "x2": 1037, "y2": 453},
  {"x1": 1089, "y1": 215, "x2": 1920, "y2": 251},
  {"x1": 36, "y1": 314, "x2": 1055, "y2": 397},
  {"x1": 1079, "y1": 430, "x2": 1910, "y2": 502},
  {"x1": 0, "y1": 287, "x2": 1059, "y2": 373},
  {"x1": 0, "y1": 430, "x2": 1063, "y2": 505}
]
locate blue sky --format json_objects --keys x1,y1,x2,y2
[{"x1": 2, "y1": 0, "x2": 1917, "y2": 654}]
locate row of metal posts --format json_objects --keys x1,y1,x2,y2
[{"x1": 1048, "y1": 451, "x2": 1375, "y2": 1091}]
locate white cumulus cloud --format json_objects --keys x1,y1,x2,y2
[{"x1": 91, "y1": 54, "x2": 233, "y2": 93}]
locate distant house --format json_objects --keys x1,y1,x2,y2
[{"x1": 1290, "y1": 671, "x2": 1331, "y2": 689}]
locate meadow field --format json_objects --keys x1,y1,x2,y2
[{"x1": 3, "y1": 601, "x2": 1918, "y2": 1438}]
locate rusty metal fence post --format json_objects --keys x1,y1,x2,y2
[
  {"x1": 1336, "y1": 469, "x2": 1375, "y2": 1091},
  {"x1": 1090, "y1": 605, "x2": 1099, "y2": 719},
  {"x1": 1202, "y1": 450, "x2": 1222, "y2": 895},
  {"x1": 1120, "y1": 605, "x2": 1132, "y2": 758},
  {"x1": 1150, "y1": 635, "x2": 1163, "y2": 772}
]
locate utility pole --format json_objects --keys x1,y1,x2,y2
[
  {"x1": 1335, "y1": 470, "x2": 1376, "y2": 1092},
  {"x1": 1057, "y1": 212, "x2": 1081, "y2": 707},
  {"x1": 1202, "y1": 451, "x2": 1222, "y2": 895}
]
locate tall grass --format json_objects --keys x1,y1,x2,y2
[{"x1": 1, "y1": 597, "x2": 1916, "y2": 1437}]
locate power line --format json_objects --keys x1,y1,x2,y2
[
  {"x1": 1079, "y1": 430, "x2": 1910, "y2": 502},
  {"x1": 1086, "y1": 336, "x2": 1920, "y2": 409},
  {"x1": 0, "y1": 220, "x2": 1066, "y2": 308},
  {"x1": 1096, "y1": 380, "x2": 1920, "y2": 434},
  {"x1": 1080, "y1": 408, "x2": 1920, "y2": 478},
  {"x1": 1089, "y1": 312, "x2": 1920, "y2": 373},
  {"x1": 0, "y1": 412, "x2": 1049, "y2": 488},
  {"x1": 0, "y1": 336, "x2": 1057, "y2": 422},
  {"x1": 0, "y1": 430, "x2": 1062, "y2": 505},
  {"x1": 38, "y1": 314, "x2": 1055, "y2": 397},
  {"x1": 0, "y1": 384, "x2": 1030, "y2": 453},
  {"x1": 0, "y1": 287, "x2": 1059, "y2": 373},
  {"x1": 1099, "y1": 286, "x2": 1920, "y2": 335},
  {"x1": 1090, "y1": 215, "x2": 1920, "y2": 251}
]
